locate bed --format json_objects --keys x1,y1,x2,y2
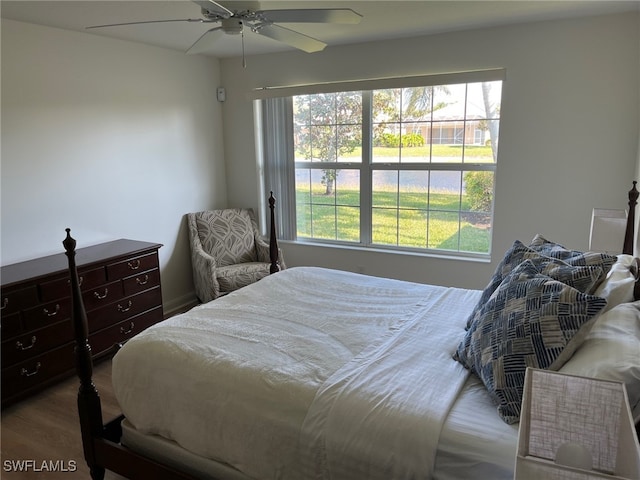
[{"x1": 64, "y1": 186, "x2": 640, "y2": 480}]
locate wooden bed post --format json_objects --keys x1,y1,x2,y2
[
  {"x1": 269, "y1": 191, "x2": 280, "y2": 274},
  {"x1": 623, "y1": 181, "x2": 638, "y2": 255},
  {"x1": 63, "y1": 229, "x2": 106, "y2": 480}
]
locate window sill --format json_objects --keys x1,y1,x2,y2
[{"x1": 278, "y1": 239, "x2": 492, "y2": 264}]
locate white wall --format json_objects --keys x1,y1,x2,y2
[
  {"x1": 221, "y1": 12, "x2": 639, "y2": 290},
  {"x1": 1, "y1": 19, "x2": 226, "y2": 312}
]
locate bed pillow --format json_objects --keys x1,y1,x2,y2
[
  {"x1": 464, "y1": 240, "x2": 604, "y2": 329},
  {"x1": 454, "y1": 260, "x2": 608, "y2": 424},
  {"x1": 592, "y1": 254, "x2": 638, "y2": 313},
  {"x1": 528, "y1": 234, "x2": 617, "y2": 275},
  {"x1": 559, "y1": 301, "x2": 640, "y2": 423}
]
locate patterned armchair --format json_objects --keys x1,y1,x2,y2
[{"x1": 187, "y1": 208, "x2": 286, "y2": 303}]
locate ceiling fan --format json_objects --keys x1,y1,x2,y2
[{"x1": 86, "y1": 1, "x2": 362, "y2": 57}]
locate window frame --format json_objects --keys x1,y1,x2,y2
[{"x1": 256, "y1": 69, "x2": 505, "y2": 259}]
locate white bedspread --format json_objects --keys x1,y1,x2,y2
[{"x1": 112, "y1": 267, "x2": 480, "y2": 480}]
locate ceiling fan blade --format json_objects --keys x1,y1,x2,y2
[
  {"x1": 86, "y1": 18, "x2": 209, "y2": 30},
  {"x1": 257, "y1": 8, "x2": 362, "y2": 24},
  {"x1": 193, "y1": 0, "x2": 233, "y2": 17},
  {"x1": 255, "y1": 24, "x2": 326, "y2": 53},
  {"x1": 186, "y1": 26, "x2": 224, "y2": 54}
]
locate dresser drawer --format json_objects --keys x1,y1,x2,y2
[
  {"x1": 39, "y1": 266, "x2": 107, "y2": 302},
  {"x1": 90, "y1": 306, "x2": 163, "y2": 357},
  {"x1": 1, "y1": 321, "x2": 74, "y2": 367},
  {"x1": 22, "y1": 297, "x2": 72, "y2": 331},
  {"x1": 2, "y1": 312, "x2": 22, "y2": 338},
  {"x1": 1, "y1": 286, "x2": 38, "y2": 316},
  {"x1": 82, "y1": 279, "x2": 124, "y2": 312},
  {"x1": 122, "y1": 268, "x2": 161, "y2": 296},
  {"x1": 89, "y1": 287, "x2": 162, "y2": 333},
  {"x1": 1, "y1": 342, "x2": 75, "y2": 401},
  {"x1": 107, "y1": 252, "x2": 159, "y2": 280}
]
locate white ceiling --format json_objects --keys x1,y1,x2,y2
[{"x1": 2, "y1": 0, "x2": 638, "y2": 58}]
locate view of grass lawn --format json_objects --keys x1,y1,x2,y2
[
  {"x1": 296, "y1": 186, "x2": 491, "y2": 253},
  {"x1": 339, "y1": 144, "x2": 494, "y2": 161}
]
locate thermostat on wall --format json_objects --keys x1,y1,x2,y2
[{"x1": 217, "y1": 87, "x2": 226, "y2": 102}]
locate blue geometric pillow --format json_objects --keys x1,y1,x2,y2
[
  {"x1": 529, "y1": 234, "x2": 617, "y2": 273},
  {"x1": 464, "y1": 240, "x2": 604, "y2": 329},
  {"x1": 454, "y1": 260, "x2": 607, "y2": 424}
]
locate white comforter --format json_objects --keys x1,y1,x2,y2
[{"x1": 112, "y1": 267, "x2": 480, "y2": 480}]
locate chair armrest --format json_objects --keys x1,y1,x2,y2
[{"x1": 190, "y1": 244, "x2": 220, "y2": 302}]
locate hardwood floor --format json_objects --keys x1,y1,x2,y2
[{"x1": 1, "y1": 360, "x2": 126, "y2": 479}]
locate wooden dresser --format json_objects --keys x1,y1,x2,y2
[{"x1": 1, "y1": 239, "x2": 163, "y2": 408}]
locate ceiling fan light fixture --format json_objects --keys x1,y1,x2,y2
[{"x1": 221, "y1": 18, "x2": 244, "y2": 35}]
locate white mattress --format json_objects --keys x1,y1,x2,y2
[{"x1": 113, "y1": 267, "x2": 518, "y2": 479}]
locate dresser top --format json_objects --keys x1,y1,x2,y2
[{"x1": 1, "y1": 239, "x2": 163, "y2": 288}]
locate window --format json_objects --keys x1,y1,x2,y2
[{"x1": 259, "y1": 70, "x2": 503, "y2": 257}]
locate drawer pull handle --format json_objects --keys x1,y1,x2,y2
[
  {"x1": 120, "y1": 321, "x2": 135, "y2": 335},
  {"x1": 136, "y1": 274, "x2": 150, "y2": 286},
  {"x1": 94, "y1": 288, "x2": 109, "y2": 300},
  {"x1": 21, "y1": 362, "x2": 42, "y2": 377},
  {"x1": 1, "y1": 298, "x2": 7, "y2": 310},
  {"x1": 128, "y1": 259, "x2": 141, "y2": 270},
  {"x1": 43, "y1": 304, "x2": 60, "y2": 317},
  {"x1": 16, "y1": 336, "x2": 37, "y2": 351},
  {"x1": 67, "y1": 276, "x2": 84, "y2": 287},
  {"x1": 117, "y1": 301, "x2": 133, "y2": 313}
]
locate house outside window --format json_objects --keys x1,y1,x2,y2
[{"x1": 259, "y1": 69, "x2": 504, "y2": 258}]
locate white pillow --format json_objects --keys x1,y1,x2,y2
[
  {"x1": 560, "y1": 300, "x2": 640, "y2": 423},
  {"x1": 593, "y1": 254, "x2": 637, "y2": 313}
]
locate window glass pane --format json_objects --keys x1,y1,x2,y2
[
  {"x1": 372, "y1": 170, "x2": 398, "y2": 208},
  {"x1": 398, "y1": 171, "x2": 429, "y2": 209},
  {"x1": 433, "y1": 83, "x2": 466, "y2": 119},
  {"x1": 335, "y1": 170, "x2": 359, "y2": 207},
  {"x1": 427, "y1": 211, "x2": 460, "y2": 250},
  {"x1": 309, "y1": 93, "x2": 336, "y2": 124},
  {"x1": 430, "y1": 171, "x2": 462, "y2": 211},
  {"x1": 336, "y1": 91, "x2": 362, "y2": 124},
  {"x1": 401, "y1": 86, "x2": 433, "y2": 122},
  {"x1": 312, "y1": 205, "x2": 337, "y2": 240},
  {"x1": 372, "y1": 89, "x2": 401, "y2": 164},
  {"x1": 398, "y1": 209, "x2": 427, "y2": 248},
  {"x1": 466, "y1": 81, "x2": 502, "y2": 120},
  {"x1": 337, "y1": 206, "x2": 360, "y2": 242},
  {"x1": 371, "y1": 208, "x2": 398, "y2": 245},
  {"x1": 400, "y1": 123, "x2": 430, "y2": 163},
  {"x1": 297, "y1": 203, "x2": 312, "y2": 237},
  {"x1": 460, "y1": 170, "x2": 494, "y2": 253}
]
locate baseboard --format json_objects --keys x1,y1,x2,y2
[{"x1": 163, "y1": 293, "x2": 199, "y2": 319}]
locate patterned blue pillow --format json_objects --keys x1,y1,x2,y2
[
  {"x1": 454, "y1": 260, "x2": 607, "y2": 424},
  {"x1": 464, "y1": 240, "x2": 604, "y2": 329},
  {"x1": 529, "y1": 234, "x2": 617, "y2": 272}
]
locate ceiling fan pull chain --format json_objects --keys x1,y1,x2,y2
[{"x1": 242, "y1": 29, "x2": 246, "y2": 68}]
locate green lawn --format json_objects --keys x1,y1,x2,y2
[
  {"x1": 340, "y1": 144, "x2": 494, "y2": 160},
  {"x1": 296, "y1": 187, "x2": 491, "y2": 253}
]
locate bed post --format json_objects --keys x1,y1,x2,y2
[
  {"x1": 623, "y1": 181, "x2": 638, "y2": 255},
  {"x1": 268, "y1": 192, "x2": 281, "y2": 274},
  {"x1": 63, "y1": 229, "x2": 105, "y2": 480}
]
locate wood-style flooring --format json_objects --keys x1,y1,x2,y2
[{"x1": 1, "y1": 360, "x2": 126, "y2": 479}]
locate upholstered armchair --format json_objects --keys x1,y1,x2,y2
[{"x1": 187, "y1": 208, "x2": 286, "y2": 303}]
